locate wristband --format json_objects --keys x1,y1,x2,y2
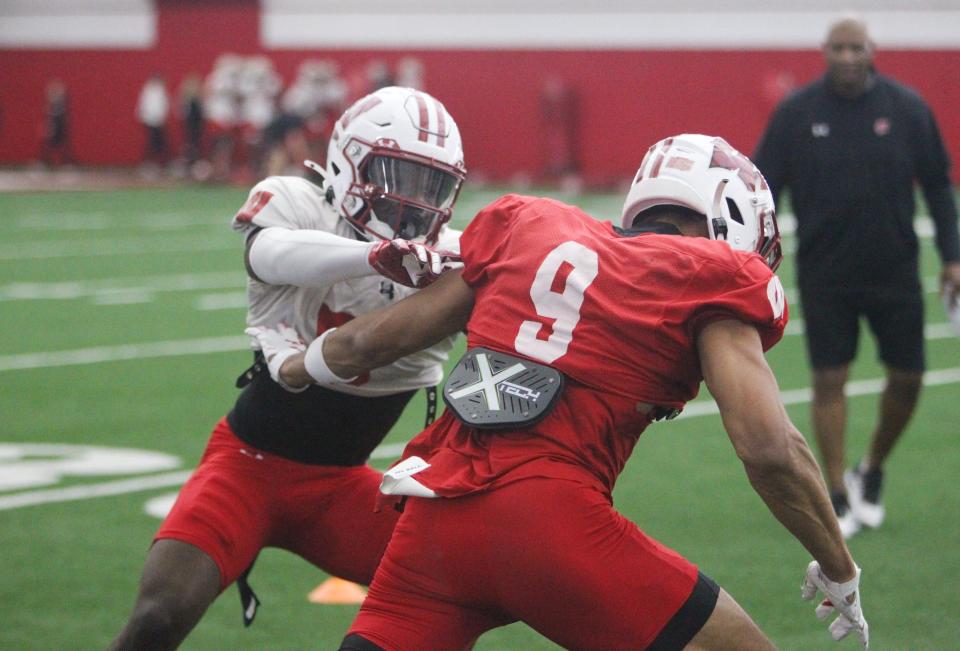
[
  {"x1": 303, "y1": 328, "x2": 359, "y2": 384},
  {"x1": 827, "y1": 566, "x2": 861, "y2": 596}
]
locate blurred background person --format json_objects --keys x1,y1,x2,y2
[
  {"x1": 753, "y1": 16, "x2": 960, "y2": 539},
  {"x1": 280, "y1": 58, "x2": 347, "y2": 166},
  {"x1": 136, "y1": 72, "x2": 170, "y2": 169},
  {"x1": 540, "y1": 74, "x2": 582, "y2": 193},
  {"x1": 39, "y1": 79, "x2": 72, "y2": 167},
  {"x1": 395, "y1": 56, "x2": 425, "y2": 90},
  {"x1": 205, "y1": 54, "x2": 245, "y2": 182},
  {"x1": 238, "y1": 56, "x2": 281, "y2": 180},
  {"x1": 366, "y1": 59, "x2": 395, "y2": 92},
  {"x1": 178, "y1": 73, "x2": 206, "y2": 173},
  {"x1": 345, "y1": 59, "x2": 394, "y2": 103}
]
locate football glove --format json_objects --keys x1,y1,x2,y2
[
  {"x1": 244, "y1": 323, "x2": 309, "y2": 393},
  {"x1": 801, "y1": 561, "x2": 869, "y2": 649},
  {"x1": 368, "y1": 239, "x2": 461, "y2": 289}
]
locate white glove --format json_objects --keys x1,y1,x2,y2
[
  {"x1": 368, "y1": 239, "x2": 461, "y2": 289},
  {"x1": 244, "y1": 323, "x2": 309, "y2": 393},
  {"x1": 801, "y1": 561, "x2": 869, "y2": 649}
]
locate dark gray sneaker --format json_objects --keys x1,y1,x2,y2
[{"x1": 830, "y1": 491, "x2": 861, "y2": 539}]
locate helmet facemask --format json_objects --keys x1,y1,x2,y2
[{"x1": 344, "y1": 150, "x2": 463, "y2": 245}]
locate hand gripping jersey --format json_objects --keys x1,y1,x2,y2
[
  {"x1": 399, "y1": 194, "x2": 788, "y2": 496},
  {"x1": 231, "y1": 175, "x2": 460, "y2": 396}
]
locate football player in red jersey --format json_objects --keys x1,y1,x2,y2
[
  {"x1": 108, "y1": 87, "x2": 464, "y2": 651},
  {"x1": 273, "y1": 134, "x2": 869, "y2": 650}
]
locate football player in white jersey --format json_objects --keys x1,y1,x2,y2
[{"x1": 108, "y1": 86, "x2": 466, "y2": 651}]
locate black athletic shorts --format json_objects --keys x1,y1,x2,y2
[{"x1": 799, "y1": 283, "x2": 925, "y2": 372}]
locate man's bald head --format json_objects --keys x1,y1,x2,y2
[{"x1": 822, "y1": 17, "x2": 875, "y2": 98}]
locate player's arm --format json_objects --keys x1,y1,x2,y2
[
  {"x1": 697, "y1": 318, "x2": 855, "y2": 580},
  {"x1": 245, "y1": 228, "x2": 458, "y2": 289},
  {"x1": 277, "y1": 269, "x2": 474, "y2": 386},
  {"x1": 698, "y1": 319, "x2": 869, "y2": 647}
]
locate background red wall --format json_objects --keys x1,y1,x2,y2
[{"x1": 2, "y1": 2, "x2": 958, "y2": 184}]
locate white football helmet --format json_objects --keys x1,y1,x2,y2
[
  {"x1": 621, "y1": 134, "x2": 782, "y2": 270},
  {"x1": 324, "y1": 86, "x2": 466, "y2": 245}
]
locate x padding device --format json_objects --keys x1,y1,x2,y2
[{"x1": 442, "y1": 347, "x2": 564, "y2": 429}]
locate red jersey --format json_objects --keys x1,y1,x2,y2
[{"x1": 401, "y1": 194, "x2": 788, "y2": 497}]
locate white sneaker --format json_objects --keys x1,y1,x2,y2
[
  {"x1": 838, "y1": 506, "x2": 862, "y2": 539},
  {"x1": 845, "y1": 464, "x2": 886, "y2": 529},
  {"x1": 831, "y1": 492, "x2": 861, "y2": 539}
]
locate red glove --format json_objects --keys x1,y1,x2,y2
[{"x1": 368, "y1": 239, "x2": 461, "y2": 288}]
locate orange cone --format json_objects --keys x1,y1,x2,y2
[{"x1": 308, "y1": 577, "x2": 368, "y2": 604}]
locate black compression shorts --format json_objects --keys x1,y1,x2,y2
[{"x1": 800, "y1": 284, "x2": 925, "y2": 372}]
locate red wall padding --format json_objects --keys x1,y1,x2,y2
[{"x1": 1, "y1": 4, "x2": 957, "y2": 183}]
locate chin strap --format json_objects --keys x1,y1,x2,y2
[
  {"x1": 237, "y1": 560, "x2": 261, "y2": 627},
  {"x1": 711, "y1": 217, "x2": 728, "y2": 241}
]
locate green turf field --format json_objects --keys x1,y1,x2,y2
[{"x1": 1, "y1": 184, "x2": 957, "y2": 650}]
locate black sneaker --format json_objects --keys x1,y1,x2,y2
[{"x1": 830, "y1": 491, "x2": 861, "y2": 539}]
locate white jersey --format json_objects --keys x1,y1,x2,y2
[{"x1": 231, "y1": 175, "x2": 461, "y2": 397}]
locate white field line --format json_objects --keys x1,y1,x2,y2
[
  {"x1": 0, "y1": 470, "x2": 193, "y2": 511},
  {"x1": 0, "y1": 336, "x2": 250, "y2": 371},
  {"x1": 0, "y1": 235, "x2": 237, "y2": 261},
  {"x1": 679, "y1": 366, "x2": 960, "y2": 419},
  {"x1": 784, "y1": 319, "x2": 957, "y2": 340},
  {"x1": 14, "y1": 212, "x2": 229, "y2": 231},
  {"x1": 195, "y1": 292, "x2": 249, "y2": 311},
  {"x1": 0, "y1": 271, "x2": 244, "y2": 302},
  {"x1": 0, "y1": 445, "x2": 402, "y2": 512},
  {"x1": 2, "y1": 368, "x2": 958, "y2": 511}
]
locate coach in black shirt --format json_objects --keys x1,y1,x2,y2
[{"x1": 754, "y1": 17, "x2": 960, "y2": 539}]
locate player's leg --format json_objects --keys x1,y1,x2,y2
[
  {"x1": 278, "y1": 390, "x2": 415, "y2": 583},
  {"x1": 684, "y1": 588, "x2": 774, "y2": 651},
  {"x1": 868, "y1": 366, "x2": 922, "y2": 466},
  {"x1": 482, "y1": 478, "x2": 753, "y2": 650},
  {"x1": 811, "y1": 365, "x2": 851, "y2": 493},
  {"x1": 847, "y1": 288, "x2": 925, "y2": 527},
  {"x1": 281, "y1": 463, "x2": 401, "y2": 585},
  {"x1": 107, "y1": 540, "x2": 221, "y2": 651},
  {"x1": 864, "y1": 287, "x2": 925, "y2": 469},
  {"x1": 801, "y1": 286, "x2": 861, "y2": 537},
  {"x1": 341, "y1": 494, "x2": 514, "y2": 650},
  {"x1": 108, "y1": 418, "x2": 272, "y2": 651}
]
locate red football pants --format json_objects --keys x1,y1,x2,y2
[
  {"x1": 156, "y1": 418, "x2": 400, "y2": 589},
  {"x1": 349, "y1": 476, "x2": 698, "y2": 650}
]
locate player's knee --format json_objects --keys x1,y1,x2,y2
[
  {"x1": 887, "y1": 368, "x2": 922, "y2": 394},
  {"x1": 812, "y1": 366, "x2": 849, "y2": 397},
  {"x1": 127, "y1": 593, "x2": 200, "y2": 644},
  {"x1": 338, "y1": 633, "x2": 385, "y2": 651}
]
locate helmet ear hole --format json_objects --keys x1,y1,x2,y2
[
  {"x1": 330, "y1": 162, "x2": 340, "y2": 175},
  {"x1": 725, "y1": 197, "x2": 745, "y2": 225}
]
